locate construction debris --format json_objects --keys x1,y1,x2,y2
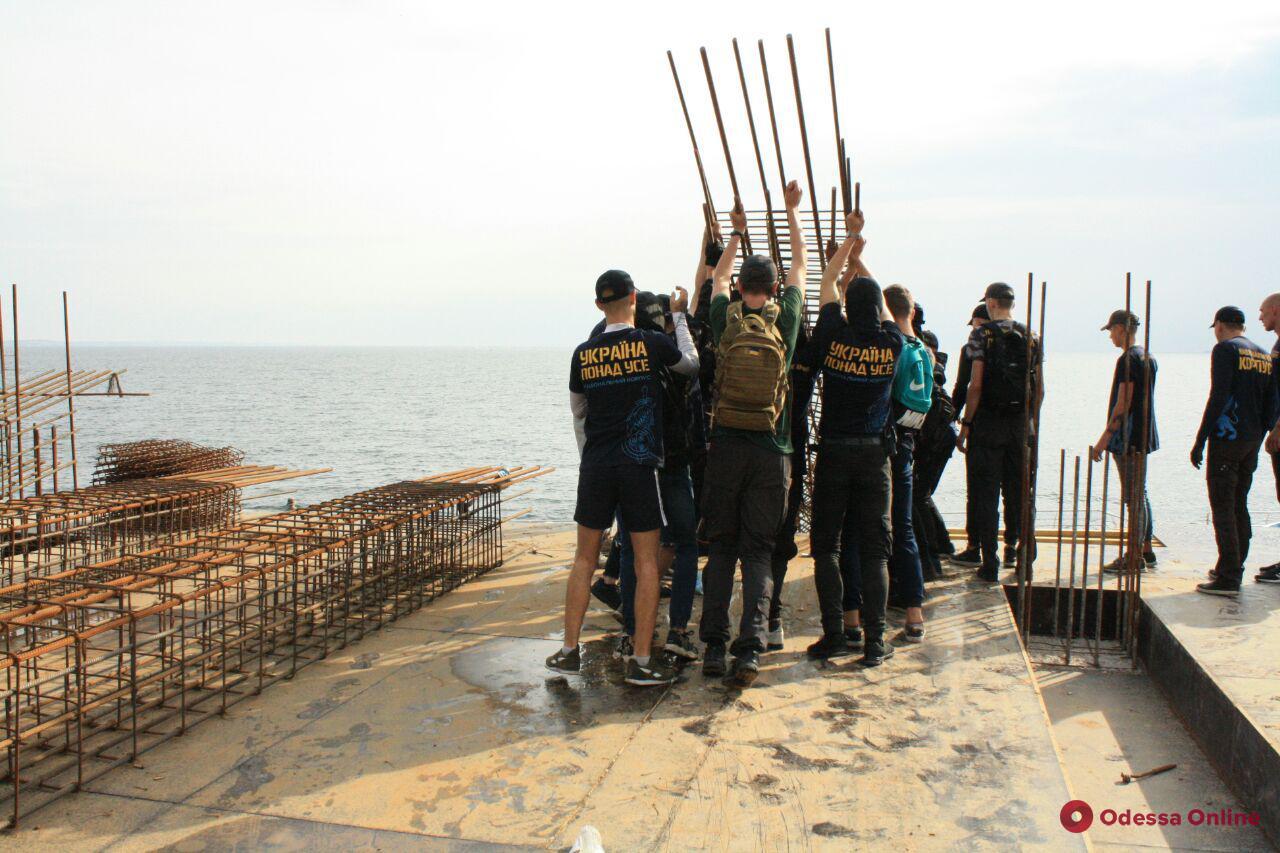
[
  {"x1": 93, "y1": 439, "x2": 246, "y2": 484},
  {"x1": 0, "y1": 465, "x2": 548, "y2": 827},
  {"x1": 1120, "y1": 763, "x2": 1177, "y2": 785}
]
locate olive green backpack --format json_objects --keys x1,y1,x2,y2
[{"x1": 712, "y1": 302, "x2": 789, "y2": 432}]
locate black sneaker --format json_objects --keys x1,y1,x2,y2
[
  {"x1": 728, "y1": 651, "x2": 760, "y2": 687},
  {"x1": 1143, "y1": 551, "x2": 1158, "y2": 567},
  {"x1": 702, "y1": 641, "x2": 727, "y2": 677},
  {"x1": 1196, "y1": 578, "x2": 1240, "y2": 597},
  {"x1": 861, "y1": 638, "x2": 896, "y2": 667},
  {"x1": 663, "y1": 628, "x2": 700, "y2": 661},
  {"x1": 613, "y1": 635, "x2": 634, "y2": 661},
  {"x1": 766, "y1": 620, "x2": 785, "y2": 651},
  {"x1": 659, "y1": 584, "x2": 673, "y2": 599},
  {"x1": 1256, "y1": 564, "x2": 1280, "y2": 584},
  {"x1": 806, "y1": 632, "x2": 851, "y2": 659},
  {"x1": 951, "y1": 547, "x2": 982, "y2": 566},
  {"x1": 975, "y1": 564, "x2": 1000, "y2": 583},
  {"x1": 1003, "y1": 545, "x2": 1018, "y2": 566},
  {"x1": 903, "y1": 623, "x2": 926, "y2": 644},
  {"x1": 590, "y1": 578, "x2": 622, "y2": 611},
  {"x1": 1104, "y1": 554, "x2": 1150, "y2": 575},
  {"x1": 843, "y1": 625, "x2": 865, "y2": 649},
  {"x1": 546, "y1": 645, "x2": 581, "y2": 673},
  {"x1": 624, "y1": 656, "x2": 676, "y2": 686}
]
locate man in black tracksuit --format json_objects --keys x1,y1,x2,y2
[
  {"x1": 956, "y1": 282, "x2": 1043, "y2": 582},
  {"x1": 1192, "y1": 306, "x2": 1279, "y2": 596}
]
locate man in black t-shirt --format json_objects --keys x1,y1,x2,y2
[
  {"x1": 955, "y1": 282, "x2": 1044, "y2": 582},
  {"x1": 1090, "y1": 310, "x2": 1159, "y2": 572},
  {"x1": 1256, "y1": 293, "x2": 1280, "y2": 584},
  {"x1": 548, "y1": 270, "x2": 699, "y2": 685},
  {"x1": 806, "y1": 210, "x2": 904, "y2": 668},
  {"x1": 1192, "y1": 306, "x2": 1279, "y2": 596}
]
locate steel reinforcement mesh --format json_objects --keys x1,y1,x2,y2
[
  {"x1": 0, "y1": 480, "x2": 503, "y2": 826},
  {"x1": 0, "y1": 479, "x2": 241, "y2": 586}
]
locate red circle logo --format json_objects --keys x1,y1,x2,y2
[{"x1": 1060, "y1": 800, "x2": 1093, "y2": 833}]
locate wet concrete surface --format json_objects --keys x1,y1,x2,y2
[{"x1": 1, "y1": 526, "x2": 1085, "y2": 851}]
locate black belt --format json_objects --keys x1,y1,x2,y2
[{"x1": 820, "y1": 435, "x2": 885, "y2": 447}]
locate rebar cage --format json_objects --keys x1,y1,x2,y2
[{"x1": 0, "y1": 479, "x2": 504, "y2": 826}]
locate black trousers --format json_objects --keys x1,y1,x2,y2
[
  {"x1": 913, "y1": 444, "x2": 954, "y2": 574},
  {"x1": 699, "y1": 436, "x2": 791, "y2": 654},
  {"x1": 810, "y1": 442, "x2": 891, "y2": 640},
  {"x1": 1207, "y1": 438, "x2": 1261, "y2": 584},
  {"x1": 769, "y1": 448, "x2": 807, "y2": 624},
  {"x1": 966, "y1": 414, "x2": 1026, "y2": 568}
]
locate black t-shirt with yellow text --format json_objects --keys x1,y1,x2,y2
[
  {"x1": 570, "y1": 327, "x2": 683, "y2": 467},
  {"x1": 813, "y1": 303, "x2": 904, "y2": 440}
]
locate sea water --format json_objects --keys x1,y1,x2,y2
[{"x1": 20, "y1": 344, "x2": 1266, "y2": 547}]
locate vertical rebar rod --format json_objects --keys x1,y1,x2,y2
[
  {"x1": 1131, "y1": 278, "x2": 1154, "y2": 664},
  {"x1": 1065, "y1": 456, "x2": 1081, "y2": 665},
  {"x1": 824, "y1": 28, "x2": 848, "y2": 207},
  {"x1": 1080, "y1": 454, "x2": 1095, "y2": 643},
  {"x1": 731, "y1": 38, "x2": 780, "y2": 269},
  {"x1": 1051, "y1": 449, "x2": 1066, "y2": 636},
  {"x1": 1015, "y1": 272, "x2": 1035, "y2": 637},
  {"x1": 667, "y1": 52, "x2": 717, "y2": 232},
  {"x1": 785, "y1": 34, "x2": 826, "y2": 270},
  {"x1": 12, "y1": 285, "x2": 22, "y2": 500},
  {"x1": 699, "y1": 46, "x2": 752, "y2": 256},
  {"x1": 0, "y1": 293, "x2": 7, "y2": 500},
  {"x1": 757, "y1": 40, "x2": 787, "y2": 192},
  {"x1": 1094, "y1": 453, "x2": 1110, "y2": 665},
  {"x1": 62, "y1": 292, "x2": 79, "y2": 490}
]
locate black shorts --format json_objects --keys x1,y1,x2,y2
[{"x1": 574, "y1": 464, "x2": 666, "y2": 532}]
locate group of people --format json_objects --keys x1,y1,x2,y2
[
  {"x1": 550, "y1": 180, "x2": 1277, "y2": 689},
  {"x1": 552, "y1": 181, "x2": 1045, "y2": 688}
]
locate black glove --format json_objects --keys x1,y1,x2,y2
[{"x1": 705, "y1": 241, "x2": 725, "y2": 267}]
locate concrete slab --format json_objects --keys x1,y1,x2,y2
[{"x1": 0, "y1": 527, "x2": 1084, "y2": 851}]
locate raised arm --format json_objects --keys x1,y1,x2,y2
[
  {"x1": 667, "y1": 286, "x2": 700, "y2": 376},
  {"x1": 820, "y1": 210, "x2": 866, "y2": 307},
  {"x1": 782, "y1": 180, "x2": 807, "y2": 293},
  {"x1": 711, "y1": 203, "x2": 745, "y2": 303}
]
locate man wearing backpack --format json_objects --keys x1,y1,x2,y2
[
  {"x1": 956, "y1": 282, "x2": 1044, "y2": 583},
  {"x1": 698, "y1": 180, "x2": 806, "y2": 687}
]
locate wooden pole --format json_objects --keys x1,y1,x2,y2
[
  {"x1": 667, "y1": 51, "x2": 717, "y2": 233},
  {"x1": 786, "y1": 35, "x2": 825, "y2": 270}
]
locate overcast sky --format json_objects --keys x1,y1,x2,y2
[{"x1": 3, "y1": 1, "x2": 1279, "y2": 353}]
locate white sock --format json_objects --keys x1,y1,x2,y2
[
  {"x1": 562, "y1": 645, "x2": 575, "y2": 655},
  {"x1": 634, "y1": 655, "x2": 650, "y2": 666}
]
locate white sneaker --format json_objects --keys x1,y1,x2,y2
[{"x1": 766, "y1": 622, "x2": 784, "y2": 651}]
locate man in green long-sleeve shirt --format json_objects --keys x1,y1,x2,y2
[{"x1": 698, "y1": 179, "x2": 806, "y2": 687}]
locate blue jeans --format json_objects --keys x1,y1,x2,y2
[
  {"x1": 619, "y1": 465, "x2": 700, "y2": 633},
  {"x1": 841, "y1": 434, "x2": 926, "y2": 610}
]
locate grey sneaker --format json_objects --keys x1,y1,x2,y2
[
  {"x1": 625, "y1": 656, "x2": 676, "y2": 686},
  {"x1": 663, "y1": 628, "x2": 700, "y2": 661},
  {"x1": 766, "y1": 621, "x2": 785, "y2": 651},
  {"x1": 546, "y1": 645, "x2": 581, "y2": 673},
  {"x1": 903, "y1": 622, "x2": 925, "y2": 644}
]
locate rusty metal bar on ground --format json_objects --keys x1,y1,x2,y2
[{"x1": 0, "y1": 467, "x2": 544, "y2": 827}]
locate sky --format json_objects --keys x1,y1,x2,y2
[{"x1": 3, "y1": 1, "x2": 1280, "y2": 355}]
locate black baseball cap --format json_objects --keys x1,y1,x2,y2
[
  {"x1": 971, "y1": 303, "x2": 990, "y2": 322},
  {"x1": 595, "y1": 270, "x2": 635, "y2": 303},
  {"x1": 1101, "y1": 309, "x2": 1140, "y2": 331},
  {"x1": 913, "y1": 302, "x2": 927, "y2": 329},
  {"x1": 738, "y1": 254, "x2": 778, "y2": 291},
  {"x1": 1212, "y1": 305, "x2": 1246, "y2": 326},
  {"x1": 984, "y1": 282, "x2": 1015, "y2": 300}
]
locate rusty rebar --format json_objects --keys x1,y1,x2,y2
[{"x1": 785, "y1": 34, "x2": 826, "y2": 270}]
